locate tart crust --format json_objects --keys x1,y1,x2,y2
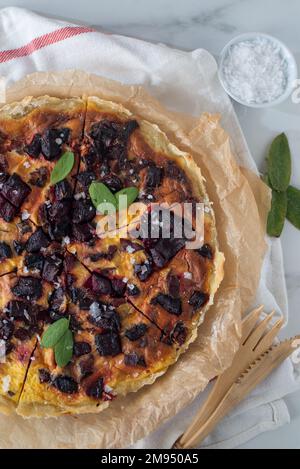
[{"x1": 0, "y1": 95, "x2": 224, "y2": 417}]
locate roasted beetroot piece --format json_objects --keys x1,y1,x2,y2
[
  {"x1": 28, "y1": 167, "x2": 49, "y2": 187},
  {"x1": 73, "y1": 341, "x2": 92, "y2": 357},
  {"x1": 41, "y1": 128, "x2": 70, "y2": 161},
  {"x1": 89, "y1": 245, "x2": 118, "y2": 262},
  {"x1": 69, "y1": 315, "x2": 82, "y2": 333},
  {"x1": 79, "y1": 355, "x2": 94, "y2": 379},
  {"x1": 36, "y1": 308, "x2": 51, "y2": 324},
  {"x1": 63, "y1": 252, "x2": 76, "y2": 273},
  {"x1": 26, "y1": 228, "x2": 50, "y2": 253},
  {"x1": 48, "y1": 287, "x2": 67, "y2": 313},
  {"x1": 165, "y1": 161, "x2": 186, "y2": 182},
  {"x1": 88, "y1": 273, "x2": 112, "y2": 295},
  {"x1": 124, "y1": 352, "x2": 146, "y2": 367},
  {"x1": 42, "y1": 255, "x2": 63, "y2": 283},
  {"x1": 38, "y1": 203, "x2": 49, "y2": 226},
  {"x1": 71, "y1": 223, "x2": 94, "y2": 243},
  {"x1": 24, "y1": 253, "x2": 44, "y2": 272},
  {"x1": 13, "y1": 327, "x2": 30, "y2": 341},
  {"x1": 11, "y1": 276, "x2": 42, "y2": 301},
  {"x1": 0, "y1": 242, "x2": 12, "y2": 260},
  {"x1": 78, "y1": 291, "x2": 94, "y2": 311},
  {"x1": 86, "y1": 377, "x2": 103, "y2": 399},
  {"x1": 169, "y1": 321, "x2": 187, "y2": 345},
  {"x1": 111, "y1": 278, "x2": 126, "y2": 297},
  {"x1": 1, "y1": 173, "x2": 31, "y2": 208},
  {"x1": 0, "y1": 155, "x2": 8, "y2": 173},
  {"x1": 67, "y1": 284, "x2": 81, "y2": 304},
  {"x1": 123, "y1": 120, "x2": 139, "y2": 139},
  {"x1": 49, "y1": 310, "x2": 67, "y2": 322},
  {"x1": 124, "y1": 323, "x2": 148, "y2": 341},
  {"x1": 89, "y1": 302, "x2": 120, "y2": 331},
  {"x1": 95, "y1": 330, "x2": 122, "y2": 357},
  {"x1": 0, "y1": 193, "x2": 18, "y2": 222},
  {"x1": 126, "y1": 283, "x2": 140, "y2": 297},
  {"x1": 150, "y1": 238, "x2": 186, "y2": 268},
  {"x1": 120, "y1": 239, "x2": 143, "y2": 253},
  {"x1": 54, "y1": 180, "x2": 73, "y2": 200},
  {"x1": 76, "y1": 171, "x2": 96, "y2": 190},
  {"x1": 72, "y1": 199, "x2": 96, "y2": 224},
  {"x1": 134, "y1": 259, "x2": 153, "y2": 281},
  {"x1": 145, "y1": 166, "x2": 164, "y2": 188},
  {"x1": 0, "y1": 318, "x2": 14, "y2": 340},
  {"x1": 24, "y1": 134, "x2": 42, "y2": 158},
  {"x1": 52, "y1": 375, "x2": 78, "y2": 394},
  {"x1": 167, "y1": 274, "x2": 180, "y2": 298},
  {"x1": 83, "y1": 147, "x2": 101, "y2": 170},
  {"x1": 101, "y1": 174, "x2": 123, "y2": 193},
  {"x1": 13, "y1": 241, "x2": 25, "y2": 255},
  {"x1": 90, "y1": 119, "x2": 138, "y2": 159},
  {"x1": 38, "y1": 368, "x2": 51, "y2": 384},
  {"x1": 48, "y1": 287, "x2": 67, "y2": 321},
  {"x1": 151, "y1": 293, "x2": 182, "y2": 316},
  {"x1": 197, "y1": 243, "x2": 213, "y2": 260},
  {"x1": 188, "y1": 291, "x2": 209, "y2": 310}
]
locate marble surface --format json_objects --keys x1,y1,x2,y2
[{"x1": 0, "y1": 0, "x2": 299, "y2": 449}]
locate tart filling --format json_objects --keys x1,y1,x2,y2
[{"x1": 0, "y1": 96, "x2": 224, "y2": 416}]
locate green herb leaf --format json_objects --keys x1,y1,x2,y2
[
  {"x1": 50, "y1": 151, "x2": 75, "y2": 185},
  {"x1": 267, "y1": 189, "x2": 287, "y2": 237},
  {"x1": 287, "y1": 186, "x2": 300, "y2": 230},
  {"x1": 267, "y1": 133, "x2": 291, "y2": 192},
  {"x1": 54, "y1": 329, "x2": 74, "y2": 368},
  {"x1": 41, "y1": 318, "x2": 70, "y2": 348},
  {"x1": 262, "y1": 173, "x2": 271, "y2": 187},
  {"x1": 89, "y1": 182, "x2": 117, "y2": 213},
  {"x1": 115, "y1": 186, "x2": 139, "y2": 209}
]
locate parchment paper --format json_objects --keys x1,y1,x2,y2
[{"x1": 0, "y1": 71, "x2": 270, "y2": 448}]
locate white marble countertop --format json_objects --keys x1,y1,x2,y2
[{"x1": 0, "y1": 0, "x2": 299, "y2": 449}]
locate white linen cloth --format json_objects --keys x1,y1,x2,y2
[{"x1": 0, "y1": 6, "x2": 298, "y2": 449}]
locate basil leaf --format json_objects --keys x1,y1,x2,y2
[
  {"x1": 287, "y1": 186, "x2": 300, "y2": 230},
  {"x1": 41, "y1": 318, "x2": 70, "y2": 348},
  {"x1": 54, "y1": 329, "x2": 74, "y2": 368},
  {"x1": 115, "y1": 187, "x2": 139, "y2": 209},
  {"x1": 89, "y1": 182, "x2": 117, "y2": 212},
  {"x1": 50, "y1": 151, "x2": 75, "y2": 185},
  {"x1": 267, "y1": 133, "x2": 291, "y2": 192},
  {"x1": 267, "y1": 189, "x2": 287, "y2": 237}
]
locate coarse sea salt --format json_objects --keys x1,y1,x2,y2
[
  {"x1": 2, "y1": 375, "x2": 11, "y2": 393},
  {"x1": 221, "y1": 36, "x2": 289, "y2": 105}
]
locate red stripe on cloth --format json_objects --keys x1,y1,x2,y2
[{"x1": 0, "y1": 26, "x2": 94, "y2": 63}]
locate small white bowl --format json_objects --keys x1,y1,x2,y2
[{"x1": 218, "y1": 32, "x2": 298, "y2": 108}]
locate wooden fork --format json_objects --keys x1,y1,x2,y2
[{"x1": 172, "y1": 306, "x2": 299, "y2": 449}]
